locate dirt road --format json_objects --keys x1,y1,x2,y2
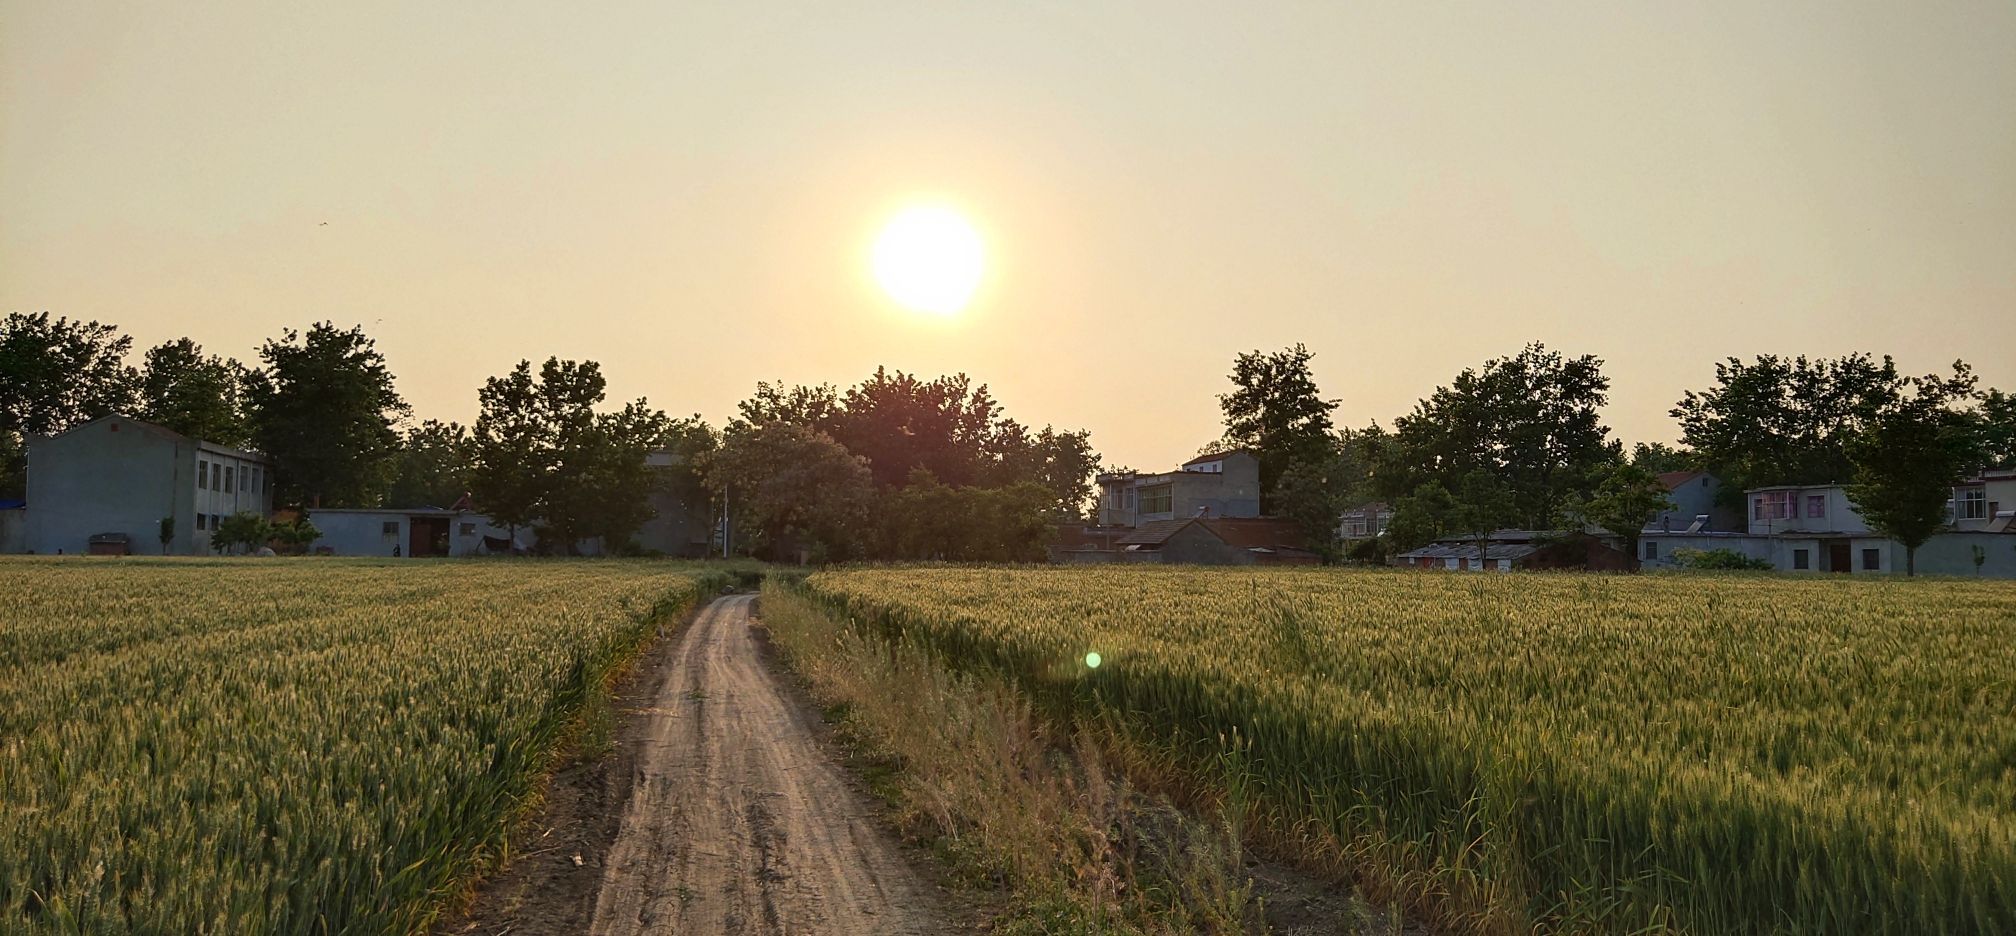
[{"x1": 586, "y1": 594, "x2": 944, "y2": 935}]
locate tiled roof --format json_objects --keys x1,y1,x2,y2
[
  {"x1": 1182, "y1": 449, "x2": 1250, "y2": 466},
  {"x1": 1657, "y1": 470, "x2": 1703, "y2": 491}
]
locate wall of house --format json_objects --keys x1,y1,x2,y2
[
  {"x1": 1155, "y1": 524, "x2": 1251, "y2": 565},
  {"x1": 308, "y1": 511, "x2": 507, "y2": 557},
  {"x1": 1895, "y1": 533, "x2": 2016, "y2": 577},
  {"x1": 189, "y1": 444, "x2": 272, "y2": 552},
  {"x1": 26, "y1": 420, "x2": 185, "y2": 555},
  {"x1": 1098, "y1": 453, "x2": 1262, "y2": 527},
  {"x1": 0, "y1": 508, "x2": 23, "y2": 553},
  {"x1": 636, "y1": 486, "x2": 712, "y2": 557},
  {"x1": 1638, "y1": 533, "x2": 1772, "y2": 568},
  {"x1": 1651, "y1": 475, "x2": 1743, "y2": 532},
  {"x1": 1746, "y1": 486, "x2": 1871, "y2": 536},
  {"x1": 310, "y1": 511, "x2": 409, "y2": 557},
  {"x1": 1950, "y1": 476, "x2": 2016, "y2": 532}
]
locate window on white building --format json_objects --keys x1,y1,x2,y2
[
  {"x1": 1645, "y1": 541, "x2": 1659, "y2": 560},
  {"x1": 1753, "y1": 491, "x2": 1795, "y2": 520},
  {"x1": 459, "y1": 523, "x2": 476, "y2": 536},
  {"x1": 223, "y1": 467, "x2": 234, "y2": 494},
  {"x1": 1793, "y1": 548, "x2": 1810, "y2": 570},
  {"x1": 198, "y1": 461, "x2": 209, "y2": 490},
  {"x1": 381, "y1": 521, "x2": 400, "y2": 536},
  {"x1": 195, "y1": 514, "x2": 206, "y2": 531},
  {"x1": 1861, "y1": 548, "x2": 1880, "y2": 571},
  {"x1": 1957, "y1": 488, "x2": 1988, "y2": 520},
  {"x1": 1805, "y1": 495, "x2": 1826, "y2": 519}
]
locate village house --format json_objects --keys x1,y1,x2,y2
[
  {"x1": 1097, "y1": 450, "x2": 1261, "y2": 527},
  {"x1": 1337, "y1": 501, "x2": 1393, "y2": 544},
  {"x1": 1639, "y1": 473, "x2": 2016, "y2": 577},
  {"x1": 19, "y1": 415, "x2": 273, "y2": 555},
  {"x1": 1055, "y1": 516, "x2": 1316, "y2": 565}
]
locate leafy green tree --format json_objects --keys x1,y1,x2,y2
[
  {"x1": 1450, "y1": 469, "x2": 1520, "y2": 570},
  {"x1": 703, "y1": 422, "x2": 873, "y2": 561},
  {"x1": 469, "y1": 362, "x2": 547, "y2": 548},
  {"x1": 138, "y1": 338, "x2": 249, "y2": 445},
  {"x1": 1976, "y1": 388, "x2": 2016, "y2": 469},
  {"x1": 1672, "y1": 353, "x2": 1912, "y2": 495},
  {"x1": 158, "y1": 516, "x2": 175, "y2": 555},
  {"x1": 1375, "y1": 343, "x2": 1619, "y2": 529},
  {"x1": 0, "y1": 312, "x2": 139, "y2": 497},
  {"x1": 1629, "y1": 442, "x2": 1694, "y2": 475},
  {"x1": 1386, "y1": 481, "x2": 1458, "y2": 552},
  {"x1": 244, "y1": 323, "x2": 408, "y2": 508},
  {"x1": 542, "y1": 396, "x2": 672, "y2": 553},
  {"x1": 1846, "y1": 377, "x2": 1983, "y2": 576},
  {"x1": 1575, "y1": 463, "x2": 1675, "y2": 570},
  {"x1": 270, "y1": 515, "x2": 322, "y2": 555},
  {"x1": 984, "y1": 422, "x2": 1100, "y2": 519},
  {"x1": 1271, "y1": 436, "x2": 1371, "y2": 563},
  {"x1": 1217, "y1": 343, "x2": 1339, "y2": 510},
  {"x1": 0, "y1": 432, "x2": 23, "y2": 502},
  {"x1": 212, "y1": 512, "x2": 273, "y2": 555},
  {"x1": 0, "y1": 312, "x2": 139, "y2": 437},
  {"x1": 385, "y1": 421, "x2": 471, "y2": 509},
  {"x1": 468, "y1": 359, "x2": 673, "y2": 553}
]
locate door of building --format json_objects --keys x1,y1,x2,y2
[
  {"x1": 408, "y1": 516, "x2": 450, "y2": 557},
  {"x1": 1827, "y1": 542, "x2": 1851, "y2": 573}
]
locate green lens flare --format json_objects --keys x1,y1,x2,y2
[{"x1": 1085, "y1": 651, "x2": 1102, "y2": 669}]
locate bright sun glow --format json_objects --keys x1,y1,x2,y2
[{"x1": 872, "y1": 204, "x2": 984, "y2": 315}]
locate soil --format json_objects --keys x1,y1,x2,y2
[{"x1": 444, "y1": 594, "x2": 951, "y2": 935}]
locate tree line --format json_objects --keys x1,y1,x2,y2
[
  {"x1": 0, "y1": 313, "x2": 1096, "y2": 559},
  {"x1": 6, "y1": 309, "x2": 2012, "y2": 568},
  {"x1": 1213, "y1": 343, "x2": 2015, "y2": 572}
]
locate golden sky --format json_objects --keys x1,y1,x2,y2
[{"x1": 4, "y1": 2, "x2": 2012, "y2": 472}]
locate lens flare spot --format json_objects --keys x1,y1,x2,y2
[{"x1": 1085, "y1": 651, "x2": 1102, "y2": 669}]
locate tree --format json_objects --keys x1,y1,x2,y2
[
  {"x1": 0, "y1": 312, "x2": 139, "y2": 438},
  {"x1": 1628, "y1": 442, "x2": 1694, "y2": 475},
  {"x1": 1449, "y1": 469, "x2": 1520, "y2": 570},
  {"x1": 704, "y1": 422, "x2": 873, "y2": 561},
  {"x1": 1672, "y1": 353, "x2": 1910, "y2": 496},
  {"x1": 158, "y1": 516, "x2": 175, "y2": 555},
  {"x1": 468, "y1": 362, "x2": 547, "y2": 548},
  {"x1": 468, "y1": 359, "x2": 674, "y2": 554},
  {"x1": 270, "y1": 515, "x2": 322, "y2": 555},
  {"x1": 1575, "y1": 463, "x2": 1675, "y2": 570},
  {"x1": 1976, "y1": 389, "x2": 2016, "y2": 470},
  {"x1": 1270, "y1": 435, "x2": 1371, "y2": 563},
  {"x1": 138, "y1": 338, "x2": 249, "y2": 445},
  {"x1": 385, "y1": 421, "x2": 471, "y2": 509},
  {"x1": 212, "y1": 511, "x2": 273, "y2": 555},
  {"x1": 1217, "y1": 344, "x2": 1339, "y2": 509},
  {"x1": 1846, "y1": 377, "x2": 1982, "y2": 576},
  {"x1": 1375, "y1": 343, "x2": 1619, "y2": 529},
  {"x1": 0, "y1": 313, "x2": 138, "y2": 497},
  {"x1": 1386, "y1": 481, "x2": 1458, "y2": 552},
  {"x1": 984, "y1": 422, "x2": 1100, "y2": 519},
  {"x1": 244, "y1": 323, "x2": 408, "y2": 508}
]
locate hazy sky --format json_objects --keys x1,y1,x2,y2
[{"x1": 5, "y1": 2, "x2": 2013, "y2": 471}]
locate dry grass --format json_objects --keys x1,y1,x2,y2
[{"x1": 758, "y1": 581, "x2": 1265, "y2": 935}]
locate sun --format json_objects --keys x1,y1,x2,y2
[{"x1": 872, "y1": 204, "x2": 984, "y2": 315}]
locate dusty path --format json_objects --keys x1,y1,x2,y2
[{"x1": 587, "y1": 594, "x2": 944, "y2": 935}]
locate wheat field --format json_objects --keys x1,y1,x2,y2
[
  {"x1": 799, "y1": 566, "x2": 2016, "y2": 935},
  {"x1": 0, "y1": 558, "x2": 730, "y2": 935}
]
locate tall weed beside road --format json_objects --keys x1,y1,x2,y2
[
  {"x1": 800, "y1": 567, "x2": 2016, "y2": 935},
  {"x1": 0, "y1": 558, "x2": 732, "y2": 934}
]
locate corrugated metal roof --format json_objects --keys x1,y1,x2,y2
[{"x1": 1394, "y1": 542, "x2": 1541, "y2": 561}]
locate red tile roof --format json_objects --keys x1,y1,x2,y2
[{"x1": 1182, "y1": 449, "x2": 1250, "y2": 466}]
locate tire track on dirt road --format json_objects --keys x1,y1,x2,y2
[{"x1": 588, "y1": 594, "x2": 944, "y2": 935}]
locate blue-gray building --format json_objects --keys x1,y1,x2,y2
[{"x1": 22, "y1": 415, "x2": 273, "y2": 555}]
